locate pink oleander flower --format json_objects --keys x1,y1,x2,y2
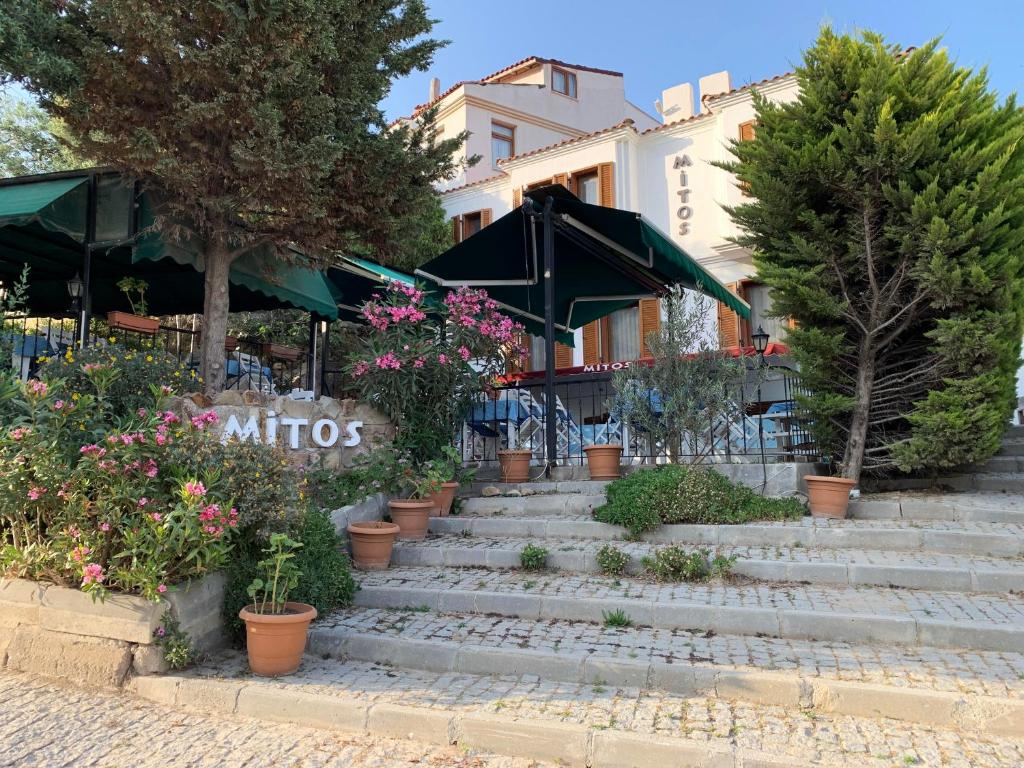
[
  {"x1": 162, "y1": 411, "x2": 180, "y2": 425},
  {"x1": 99, "y1": 522, "x2": 111, "y2": 532},
  {"x1": 437, "y1": 353, "x2": 448, "y2": 365},
  {"x1": 138, "y1": 497, "x2": 149, "y2": 507},
  {"x1": 81, "y1": 563, "x2": 105, "y2": 585},
  {"x1": 137, "y1": 408, "x2": 148, "y2": 418},
  {"x1": 155, "y1": 433, "x2": 169, "y2": 446},
  {"x1": 156, "y1": 627, "x2": 166, "y2": 637},
  {"x1": 199, "y1": 503, "x2": 220, "y2": 522},
  {"x1": 10, "y1": 427, "x2": 29, "y2": 441},
  {"x1": 81, "y1": 363, "x2": 107, "y2": 374},
  {"x1": 183, "y1": 480, "x2": 206, "y2": 498},
  {"x1": 458, "y1": 345, "x2": 471, "y2": 362},
  {"x1": 374, "y1": 352, "x2": 402, "y2": 370},
  {"x1": 80, "y1": 443, "x2": 107, "y2": 458},
  {"x1": 157, "y1": 584, "x2": 167, "y2": 594},
  {"x1": 71, "y1": 545, "x2": 91, "y2": 563},
  {"x1": 27, "y1": 379, "x2": 47, "y2": 396},
  {"x1": 68, "y1": 525, "x2": 81, "y2": 540},
  {"x1": 27, "y1": 485, "x2": 45, "y2": 501},
  {"x1": 413, "y1": 358, "x2": 425, "y2": 368},
  {"x1": 352, "y1": 360, "x2": 370, "y2": 377},
  {"x1": 144, "y1": 459, "x2": 159, "y2": 478},
  {"x1": 53, "y1": 399, "x2": 65, "y2": 410},
  {"x1": 149, "y1": 512, "x2": 163, "y2": 523}
]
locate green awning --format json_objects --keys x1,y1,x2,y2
[
  {"x1": 416, "y1": 185, "x2": 748, "y2": 345},
  {"x1": 0, "y1": 176, "x2": 88, "y2": 241}
]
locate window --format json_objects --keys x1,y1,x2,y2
[
  {"x1": 552, "y1": 67, "x2": 577, "y2": 98},
  {"x1": 744, "y1": 283, "x2": 788, "y2": 346},
  {"x1": 452, "y1": 209, "x2": 491, "y2": 243},
  {"x1": 491, "y1": 121, "x2": 515, "y2": 167},
  {"x1": 462, "y1": 211, "x2": 483, "y2": 238},
  {"x1": 574, "y1": 171, "x2": 599, "y2": 204},
  {"x1": 738, "y1": 120, "x2": 757, "y2": 141}
]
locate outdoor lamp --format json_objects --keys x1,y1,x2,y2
[
  {"x1": 66, "y1": 272, "x2": 84, "y2": 301},
  {"x1": 752, "y1": 325, "x2": 769, "y2": 357}
]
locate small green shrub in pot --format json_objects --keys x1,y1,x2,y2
[{"x1": 596, "y1": 544, "x2": 631, "y2": 576}]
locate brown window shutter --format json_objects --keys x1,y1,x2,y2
[
  {"x1": 451, "y1": 216, "x2": 462, "y2": 244},
  {"x1": 597, "y1": 163, "x2": 615, "y2": 207},
  {"x1": 738, "y1": 120, "x2": 757, "y2": 141},
  {"x1": 508, "y1": 333, "x2": 530, "y2": 373},
  {"x1": 512, "y1": 187, "x2": 522, "y2": 208},
  {"x1": 554, "y1": 342, "x2": 573, "y2": 369},
  {"x1": 480, "y1": 208, "x2": 492, "y2": 228},
  {"x1": 638, "y1": 298, "x2": 661, "y2": 358},
  {"x1": 552, "y1": 172, "x2": 568, "y2": 188},
  {"x1": 717, "y1": 282, "x2": 743, "y2": 349},
  {"x1": 582, "y1": 321, "x2": 600, "y2": 365}
]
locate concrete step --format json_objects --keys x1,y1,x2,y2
[
  {"x1": 464, "y1": 480, "x2": 610, "y2": 497},
  {"x1": 972, "y1": 455, "x2": 1024, "y2": 474},
  {"x1": 353, "y1": 566, "x2": 1024, "y2": 653},
  {"x1": 998, "y1": 441, "x2": 1024, "y2": 456},
  {"x1": 306, "y1": 606, "x2": 1024, "y2": 738},
  {"x1": 393, "y1": 535, "x2": 1024, "y2": 593},
  {"x1": 430, "y1": 515, "x2": 1024, "y2": 558},
  {"x1": 132, "y1": 653, "x2": 1024, "y2": 767},
  {"x1": 851, "y1": 492, "x2": 1024, "y2": 523},
  {"x1": 459, "y1": 494, "x2": 606, "y2": 517},
  {"x1": 969, "y1": 473, "x2": 1024, "y2": 492}
]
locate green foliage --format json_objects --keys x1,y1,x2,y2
[
  {"x1": 304, "y1": 445, "x2": 416, "y2": 510},
  {"x1": 720, "y1": 30, "x2": 1024, "y2": 478},
  {"x1": 594, "y1": 466, "x2": 805, "y2": 536},
  {"x1": 153, "y1": 616, "x2": 196, "y2": 671},
  {"x1": 115, "y1": 277, "x2": 149, "y2": 317},
  {"x1": 246, "y1": 533, "x2": 303, "y2": 615},
  {"x1": 519, "y1": 543, "x2": 549, "y2": 571},
  {"x1": 602, "y1": 609, "x2": 633, "y2": 628},
  {"x1": 611, "y1": 287, "x2": 747, "y2": 462},
  {"x1": 641, "y1": 546, "x2": 735, "y2": 583},
  {"x1": 0, "y1": 96, "x2": 84, "y2": 177},
  {"x1": 596, "y1": 544, "x2": 631, "y2": 576}
]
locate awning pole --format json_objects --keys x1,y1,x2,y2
[
  {"x1": 306, "y1": 313, "x2": 317, "y2": 392},
  {"x1": 79, "y1": 173, "x2": 97, "y2": 347},
  {"x1": 542, "y1": 197, "x2": 557, "y2": 478}
]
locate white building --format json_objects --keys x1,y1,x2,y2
[{"x1": 397, "y1": 57, "x2": 799, "y2": 369}]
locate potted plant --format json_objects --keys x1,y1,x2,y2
[
  {"x1": 804, "y1": 466, "x2": 856, "y2": 519},
  {"x1": 238, "y1": 533, "x2": 317, "y2": 677},
  {"x1": 388, "y1": 473, "x2": 441, "y2": 540},
  {"x1": 498, "y1": 436, "x2": 532, "y2": 484},
  {"x1": 424, "y1": 445, "x2": 470, "y2": 517},
  {"x1": 347, "y1": 520, "x2": 401, "y2": 570},
  {"x1": 108, "y1": 277, "x2": 160, "y2": 335},
  {"x1": 261, "y1": 342, "x2": 303, "y2": 362},
  {"x1": 584, "y1": 442, "x2": 623, "y2": 480}
]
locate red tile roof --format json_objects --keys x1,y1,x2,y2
[
  {"x1": 439, "y1": 171, "x2": 509, "y2": 195},
  {"x1": 496, "y1": 119, "x2": 637, "y2": 164}
]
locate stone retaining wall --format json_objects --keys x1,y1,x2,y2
[{"x1": 0, "y1": 573, "x2": 225, "y2": 689}]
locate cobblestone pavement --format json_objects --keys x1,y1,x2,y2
[
  {"x1": 315, "y1": 607, "x2": 1024, "y2": 699},
  {"x1": 182, "y1": 653, "x2": 1024, "y2": 768},
  {"x1": 0, "y1": 672, "x2": 546, "y2": 768},
  {"x1": 356, "y1": 566, "x2": 1024, "y2": 626},
  {"x1": 399, "y1": 534, "x2": 1024, "y2": 570}
]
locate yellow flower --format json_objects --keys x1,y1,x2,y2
[
  {"x1": 71, "y1": 393, "x2": 81, "y2": 401},
  {"x1": 108, "y1": 337, "x2": 117, "y2": 344},
  {"x1": 190, "y1": 370, "x2": 197, "y2": 379},
  {"x1": 174, "y1": 371, "x2": 181, "y2": 377},
  {"x1": 146, "y1": 355, "x2": 153, "y2": 362}
]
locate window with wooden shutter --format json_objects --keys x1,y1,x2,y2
[
  {"x1": 582, "y1": 321, "x2": 600, "y2": 365},
  {"x1": 597, "y1": 163, "x2": 615, "y2": 207},
  {"x1": 512, "y1": 187, "x2": 522, "y2": 208},
  {"x1": 552, "y1": 172, "x2": 568, "y2": 189},
  {"x1": 451, "y1": 216, "x2": 462, "y2": 244},
  {"x1": 717, "y1": 282, "x2": 744, "y2": 349},
  {"x1": 508, "y1": 332, "x2": 531, "y2": 374},
  {"x1": 554, "y1": 342, "x2": 573, "y2": 369},
  {"x1": 638, "y1": 298, "x2": 660, "y2": 358},
  {"x1": 480, "y1": 208, "x2": 492, "y2": 228},
  {"x1": 738, "y1": 120, "x2": 757, "y2": 141}
]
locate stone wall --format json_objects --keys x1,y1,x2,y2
[
  {"x1": 173, "y1": 393, "x2": 395, "y2": 470},
  {"x1": 0, "y1": 573, "x2": 225, "y2": 689}
]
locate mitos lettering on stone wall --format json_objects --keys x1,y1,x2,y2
[{"x1": 221, "y1": 409, "x2": 363, "y2": 450}]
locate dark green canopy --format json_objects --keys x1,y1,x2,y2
[{"x1": 415, "y1": 185, "x2": 750, "y2": 336}]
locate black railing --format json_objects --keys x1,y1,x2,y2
[{"x1": 459, "y1": 367, "x2": 817, "y2": 467}]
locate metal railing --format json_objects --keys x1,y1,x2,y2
[{"x1": 459, "y1": 367, "x2": 818, "y2": 467}]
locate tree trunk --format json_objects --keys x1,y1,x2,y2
[
  {"x1": 842, "y1": 343, "x2": 875, "y2": 482},
  {"x1": 200, "y1": 243, "x2": 234, "y2": 394}
]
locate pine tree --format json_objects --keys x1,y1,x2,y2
[
  {"x1": 0, "y1": 1, "x2": 465, "y2": 392},
  {"x1": 721, "y1": 30, "x2": 1024, "y2": 480}
]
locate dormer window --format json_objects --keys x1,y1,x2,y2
[
  {"x1": 552, "y1": 67, "x2": 577, "y2": 98},
  {"x1": 491, "y1": 121, "x2": 515, "y2": 167}
]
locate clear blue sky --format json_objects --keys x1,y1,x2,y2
[{"x1": 381, "y1": 0, "x2": 1024, "y2": 120}]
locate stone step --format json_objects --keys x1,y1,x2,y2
[
  {"x1": 969, "y1": 473, "x2": 1024, "y2": 492},
  {"x1": 353, "y1": 567, "x2": 1024, "y2": 653},
  {"x1": 851, "y1": 492, "x2": 1024, "y2": 523},
  {"x1": 430, "y1": 515, "x2": 1024, "y2": 558},
  {"x1": 393, "y1": 535, "x2": 1024, "y2": 593},
  {"x1": 132, "y1": 654, "x2": 1024, "y2": 767},
  {"x1": 459, "y1": 494, "x2": 606, "y2": 517},
  {"x1": 306, "y1": 606, "x2": 1024, "y2": 738},
  {"x1": 973, "y1": 455, "x2": 1024, "y2": 474},
  {"x1": 464, "y1": 480, "x2": 609, "y2": 497}
]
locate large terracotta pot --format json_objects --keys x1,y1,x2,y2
[
  {"x1": 584, "y1": 444, "x2": 623, "y2": 480},
  {"x1": 805, "y1": 475, "x2": 856, "y2": 519},
  {"x1": 106, "y1": 311, "x2": 159, "y2": 335},
  {"x1": 239, "y1": 601, "x2": 317, "y2": 677},
  {"x1": 426, "y1": 482, "x2": 460, "y2": 517},
  {"x1": 498, "y1": 449, "x2": 532, "y2": 483},
  {"x1": 388, "y1": 499, "x2": 434, "y2": 540},
  {"x1": 347, "y1": 521, "x2": 400, "y2": 570}
]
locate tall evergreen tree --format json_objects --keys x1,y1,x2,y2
[
  {"x1": 0, "y1": 1, "x2": 465, "y2": 392},
  {"x1": 0, "y1": 96, "x2": 84, "y2": 177},
  {"x1": 722, "y1": 30, "x2": 1024, "y2": 481}
]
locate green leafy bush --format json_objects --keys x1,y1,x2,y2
[
  {"x1": 304, "y1": 445, "x2": 415, "y2": 510},
  {"x1": 641, "y1": 546, "x2": 735, "y2": 582},
  {"x1": 594, "y1": 466, "x2": 805, "y2": 536},
  {"x1": 519, "y1": 543, "x2": 548, "y2": 571},
  {"x1": 596, "y1": 544, "x2": 630, "y2": 576}
]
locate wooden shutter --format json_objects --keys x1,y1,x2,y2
[
  {"x1": 639, "y1": 298, "x2": 660, "y2": 358},
  {"x1": 508, "y1": 333, "x2": 530, "y2": 374},
  {"x1": 451, "y1": 216, "x2": 462, "y2": 244},
  {"x1": 553, "y1": 342, "x2": 573, "y2": 369},
  {"x1": 597, "y1": 163, "x2": 615, "y2": 207},
  {"x1": 512, "y1": 187, "x2": 522, "y2": 208},
  {"x1": 717, "y1": 282, "x2": 743, "y2": 349},
  {"x1": 738, "y1": 120, "x2": 757, "y2": 141},
  {"x1": 480, "y1": 208, "x2": 492, "y2": 228},
  {"x1": 582, "y1": 321, "x2": 600, "y2": 365},
  {"x1": 552, "y1": 172, "x2": 568, "y2": 189}
]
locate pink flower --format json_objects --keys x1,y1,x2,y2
[
  {"x1": 352, "y1": 361, "x2": 370, "y2": 377},
  {"x1": 199, "y1": 503, "x2": 220, "y2": 522},
  {"x1": 190, "y1": 411, "x2": 219, "y2": 429},
  {"x1": 80, "y1": 443, "x2": 107, "y2": 458},
  {"x1": 27, "y1": 379, "x2": 47, "y2": 396},
  {"x1": 27, "y1": 485, "x2": 45, "y2": 501},
  {"x1": 437, "y1": 354, "x2": 448, "y2": 365},
  {"x1": 137, "y1": 408, "x2": 148, "y2": 418},
  {"x1": 150, "y1": 512, "x2": 163, "y2": 522},
  {"x1": 144, "y1": 459, "x2": 159, "y2": 478},
  {"x1": 160, "y1": 385, "x2": 173, "y2": 395},
  {"x1": 155, "y1": 433, "x2": 169, "y2": 446},
  {"x1": 81, "y1": 363, "x2": 106, "y2": 373},
  {"x1": 183, "y1": 480, "x2": 206, "y2": 498},
  {"x1": 458, "y1": 345, "x2": 471, "y2": 362},
  {"x1": 157, "y1": 584, "x2": 167, "y2": 594},
  {"x1": 71, "y1": 545, "x2": 91, "y2": 563},
  {"x1": 137, "y1": 497, "x2": 149, "y2": 507},
  {"x1": 413, "y1": 358, "x2": 425, "y2": 368},
  {"x1": 68, "y1": 525, "x2": 81, "y2": 540},
  {"x1": 81, "y1": 563, "x2": 105, "y2": 585},
  {"x1": 162, "y1": 411, "x2": 180, "y2": 425},
  {"x1": 99, "y1": 522, "x2": 111, "y2": 532},
  {"x1": 374, "y1": 352, "x2": 402, "y2": 370},
  {"x1": 10, "y1": 427, "x2": 29, "y2": 441},
  {"x1": 156, "y1": 626, "x2": 166, "y2": 637},
  {"x1": 53, "y1": 399, "x2": 65, "y2": 410}
]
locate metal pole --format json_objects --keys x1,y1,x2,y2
[
  {"x1": 306, "y1": 314, "x2": 317, "y2": 392},
  {"x1": 542, "y1": 197, "x2": 557, "y2": 477},
  {"x1": 757, "y1": 354, "x2": 767, "y2": 494},
  {"x1": 319, "y1": 321, "x2": 330, "y2": 397},
  {"x1": 79, "y1": 173, "x2": 97, "y2": 347}
]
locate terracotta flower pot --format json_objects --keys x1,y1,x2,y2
[
  {"x1": 388, "y1": 499, "x2": 434, "y2": 540},
  {"x1": 426, "y1": 482, "x2": 460, "y2": 517},
  {"x1": 347, "y1": 521, "x2": 400, "y2": 570},
  {"x1": 805, "y1": 475, "x2": 856, "y2": 519},
  {"x1": 584, "y1": 444, "x2": 623, "y2": 480},
  {"x1": 106, "y1": 311, "x2": 160, "y2": 335},
  {"x1": 238, "y1": 601, "x2": 317, "y2": 677},
  {"x1": 498, "y1": 449, "x2": 532, "y2": 483}
]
